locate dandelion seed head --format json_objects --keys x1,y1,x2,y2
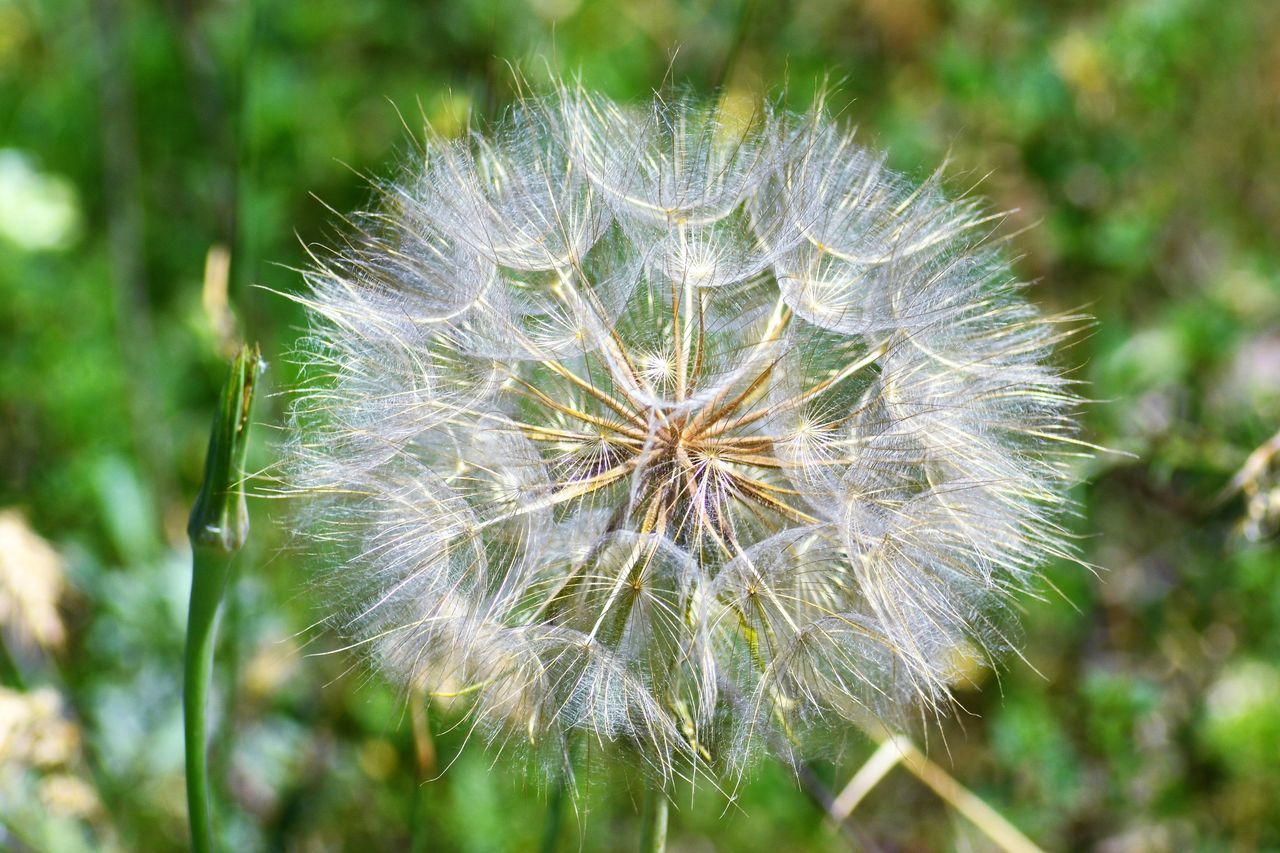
[{"x1": 286, "y1": 83, "x2": 1084, "y2": 786}]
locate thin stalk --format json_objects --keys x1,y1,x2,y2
[
  {"x1": 540, "y1": 779, "x2": 566, "y2": 853},
  {"x1": 830, "y1": 738, "x2": 903, "y2": 818},
  {"x1": 408, "y1": 781, "x2": 431, "y2": 853},
  {"x1": 891, "y1": 736, "x2": 1042, "y2": 853},
  {"x1": 832, "y1": 732, "x2": 1044, "y2": 853},
  {"x1": 184, "y1": 546, "x2": 233, "y2": 853},
  {"x1": 184, "y1": 344, "x2": 262, "y2": 853},
  {"x1": 408, "y1": 691, "x2": 437, "y2": 852},
  {"x1": 639, "y1": 787, "x2": 668, "y2": 853},
  {"x1": 0, "y1": 634, "x2": 27, "y2": 690}
]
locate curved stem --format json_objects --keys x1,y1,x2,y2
[
  {"x1": 639, "y1": 786, "x2": 668, "y2": 853},
  {"x1": 184, "y1": 546, "x2": 233, "y2": 853}
]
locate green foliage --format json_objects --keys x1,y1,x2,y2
[{"x1": 2, "y1": 0, "x2": 1279, "y2": 848}]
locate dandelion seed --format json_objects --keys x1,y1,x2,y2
[{"x1": 285, "y1": 83, "x2": 1084, "y2": 786}]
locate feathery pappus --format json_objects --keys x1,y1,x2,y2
[{"x1": 284, "y1": 83, "x2": 1086, "y2": 787}]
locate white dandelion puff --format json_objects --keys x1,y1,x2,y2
[{"x1": 284, "y1": 84, "x2": 1085, "y2": 786}]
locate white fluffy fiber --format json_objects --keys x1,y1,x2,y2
[{"x1": 285, "y1": 83, "x2": 1084, "y2": 785}]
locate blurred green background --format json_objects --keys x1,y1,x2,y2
[{"x1": 2, "y1": 0, "x2": 1279, "y2": 849}]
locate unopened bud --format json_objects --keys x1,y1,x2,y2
[{"x1": 188, "y1": 344, "x2": 263, "y2": 552}]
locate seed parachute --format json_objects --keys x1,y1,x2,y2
[{"x1": 284, "y1": 83, "x2": 1085, "y2": 787}]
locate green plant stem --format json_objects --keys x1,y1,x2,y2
[
  {"x1": 408, "y1": 781, "x2": 430, "y2": 853},
  {"x1": 183, "y1": 343, "x2": 260, "y2": 850},
  {"x1": 540, "y1": 779, "x2": 566, "y2": 853},
  {"x1": 407, "y1": 690, "x2": 436, "y2": 853},
  {"x1": 640, "y1": 787, "x2": 668, "y2": 853},
  {"x1": 184, "y1": 544, "x2": 234, "y2": 853},
  {"x1": 0, "y1": 634, "x2": 27, "y2": 690}
]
